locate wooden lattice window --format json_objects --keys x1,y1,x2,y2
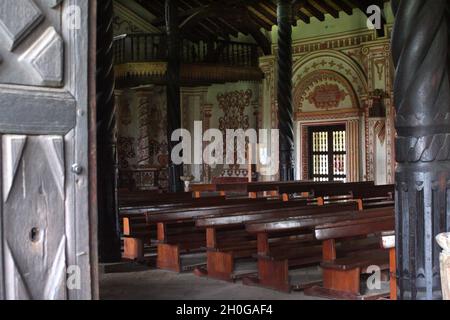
[{"x1": 308, "y1": 125, "x2": 346, "y2": 182}]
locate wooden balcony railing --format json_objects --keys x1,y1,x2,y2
[{"x1": 113, "y1": 33, "x2": 260, "y2": 68}]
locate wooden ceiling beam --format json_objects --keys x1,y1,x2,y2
[
  {"x1": 332, "y1": 0, "x2": 354, "y2": 15},
  {"x1": 138, "y1": 0, "x2": 390, "y2": 42},
  {"x1": 314, "y1": 0, "x2": 340, "y2": 19},
  {"x1": 249, "y1": 3, "x2": 278, "y2": 26},
  {"x1": 215, "y1": 18, "x2": 240, "y2": 38},
  {"x1": 185, "y1": 0, "x2": 234, "y2": 38},
  {"x1": 302, "y1": 1, "x2": 326, "y2": 22},
  {"x1": 244, "y1": 10, "x2": 272, "y2": 55},
  {"x1": 247, "y1": 7, "x2": 274, "y2": 30},
  {"x1": 292, "y1": 2, "x2": 312, "y2": 25}
]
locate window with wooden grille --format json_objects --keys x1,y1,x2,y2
[{"x1": 308, "y1": 125, "x2": 346, "y2": 182}]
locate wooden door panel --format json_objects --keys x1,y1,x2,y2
[
  {"x1": 3, "y1": 135, "x2": 66, "y2": 300},
  {"x1": 0, "y1": 0, "x2": 93, "y2": 300},
  {"x1": 0, "y1": 0, "x2": 64, "y2": 87}
]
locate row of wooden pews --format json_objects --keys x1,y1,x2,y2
[{"x1": 118, "y1": 180, "x2": 396, "y2": 300}]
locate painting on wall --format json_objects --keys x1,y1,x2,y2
[
  {"x1": 294, "y1": 70, "x2": 357, "y2": 113},
  {"x1": 217, "y1": 89, "x2": 252, "y2": 177}
]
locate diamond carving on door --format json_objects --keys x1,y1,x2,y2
[{"x1": 0, "y1": 0, "x2": 64, "y2": 87}]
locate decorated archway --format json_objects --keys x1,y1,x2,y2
[{"x1": 292, "y1": 50, "x2": 368, "y2": 182}]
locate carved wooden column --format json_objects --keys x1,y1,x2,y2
[
  {"x1": 96, "y1": 0, "x2": 121, "y2": 262},
  {"x1": 277, "y1": 0, "x2": 295, "y2": 181},
  {"x1": 392, "y1": 0, "x2": 450, "y2": 300},
  {"x1": 165, "y1": 0, "x2": 183, "y2": 192}
]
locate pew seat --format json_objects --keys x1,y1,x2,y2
[
  {"x1": 305, "y1": 212, "x2": 395, "y2": 300},
  {"x1": 320, "y1": 250, "x2": 389, "y2": 271},
  {"x1": 119, "y1": 196, "x2": 264, "y2": 261},
  {"x1": 193, "y1": 203, "x2": 358, "y2": 283}
]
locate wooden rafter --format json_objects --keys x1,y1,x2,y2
[{"x1": 136, "y1": 0, "x2": 390, "y2": 50}]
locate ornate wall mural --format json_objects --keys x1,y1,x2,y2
[
  {"x1": 293, "y1": 70, "x2": 357, "y2": 113},
  {"x1": 217, "y1": 89, "x2": 253, "y2": 177},
  {"x1": 115, "y1": 88, "x2": 169, "y2": 190},
  {"x1": 287, "y1": 32, "x2": 393, "y2": 184},
  {"x1": 308, "y1": 84, "x2": 347, "y2": 110}
]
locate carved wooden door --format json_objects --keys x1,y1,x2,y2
[{"x1": 0, "y1": 0, "x2": 93, "y2": 299}]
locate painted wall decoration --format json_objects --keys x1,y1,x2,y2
[
  {"x1": 288, "y1": 30, "x2": 392, "y2": 184},
  {"x1": 111, "y1": 6, "x2": 396, "y2": 186},
  {"x1": 217, "y1": 89, "x2": 252, "y2": 177},
  {"x1": 115, "y1": 87, "x2": 169, "y2": 190},
  {"x1": 218, "y1": 90, "x2": 252, "y2": 133},
  {"x1": 293, "y1": 70, "x2": 356, "y2": 113},
  {"x1": 307, "y1": 83, "x2": 347, "y2": 110},
  {"x1": 117, "y1": 136, "x2": 136, "y2": 169}
]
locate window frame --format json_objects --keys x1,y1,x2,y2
[{"x1": 308, "y1": 124, "x2": 347, "y2": 182}]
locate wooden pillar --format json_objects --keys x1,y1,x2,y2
[
  {"x1": 277, "y1": 0, "x2": 295, "y2": 181},
  {"x1": 165, "y1": 0, "x2": 184, "y2": 193},
  {"x1": 96, "y1": 0, "x2": 121, "y2": 262},
  {"x1": 392, "y1": 0, "x2": 450, "y2": 299}
]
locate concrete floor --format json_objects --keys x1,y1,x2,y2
[{"x1": 99, "y1": 262, "x2": 325, "y2": 300}]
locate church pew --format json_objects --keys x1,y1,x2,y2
[
  {"x1": 191, "y1": 180, "x2": 334, "y2": 200},
  {"x1": 305, "y1": 210, "x2": 395, "y2": 300},
  {"x1": 120, "y1": 195, "x2": 227, "y2": 212},
  {"x1": 278, "y1": 181, "x2": 374, "y2": 204},
  {"x1": 119, "y1": 191, "x2": 193, "y2": 207},
  {"x1": 191, "y1": 177, "x2": 248, "y2": 198},
  {"x1": 219, "y1": 180, "x2": 338, "y2": 199},
  {"x1": 381, "y1": 231, "x2": 396, "y2": 300},
  {"x1": 242, "y1": 207, "x2": 392, "y2": 292},
  {"x1": 145, "y1": 199, "x2": 310, "y2": 272},
  {"x1": 193, "y1": 202, "x2": 358, "y2": 282},
  {"x1": 351, "y1": 184, "x2": 394, "y2": 210},
  {"x1": 190, "y1": 184, "x2": 218, "y2": 198},
  {"x1": 120, "y1": 196, "x2": 264, "y2": 260},
  {"x1": 245, "y1": 180, "x2": 318, "y2": 199}
]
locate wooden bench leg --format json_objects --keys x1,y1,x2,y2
[
  {"x1": 257, "y1": 259, "x2": 291, "y2": 293},
  {"x1": 389, "y1": 248, "x2": 397, "y2": 300},
  {"x1": 322, "y1": 267, "x2": 361, "y2": 294},
  {"x1": 123, "y1": 238, "x2": 144, "y2": 261},
  {"x1": 205, "y1": 251, "x2": 235, "y2": 281},
  {"x1": 157, "y1": 243, "x2": 181, "y2": 272}
]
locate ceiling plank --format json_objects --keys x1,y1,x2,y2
[
  {"x1": 314, "y1": 0, "x2": 340, "y2": 19},
  {"x1": 333, "y1": 0, "x2": 354, "y2": 15}
]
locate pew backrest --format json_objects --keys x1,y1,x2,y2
[
  {"x1": 197, "y1": 202, "x2": 358, "y2": 228},
  {"x1": 314, "y1": 209, "x2": 395, "y2": 241},
  {"x1": 246, "y1": 207, "x2": 393, "y2": 235}
]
